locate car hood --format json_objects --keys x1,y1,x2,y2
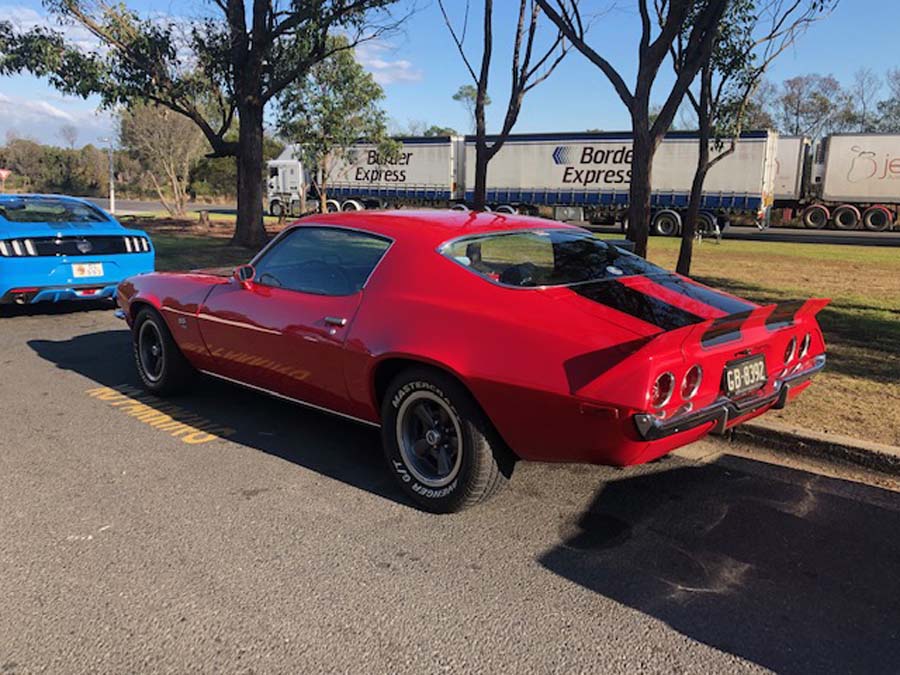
[
  {"x1": 544, "y1": 272, "x2": 759, "y2": 337},
  {"x1": 0, "y1": 220, "x2": 131, "y2": 239}
]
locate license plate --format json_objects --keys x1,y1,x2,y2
[
  {"x1": 72, "y1": 263, "x2": 103, "y2": 278},
  {"x1": 723, "y1": 354, "x2": 767, "y2": 397}
]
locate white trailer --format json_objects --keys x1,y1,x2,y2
[
  {"x1": 773, "y1": 136, "x2": 809, "y2": 202},
  {"x1": 773, "y1": 133, "x2": 898, "y2": 231},
  {"x1": 465, "y1": 130, "x2": 777, "y2": 235},
  {"x1": 266, "y1": 130, "x2": 778, "y2": 235}
]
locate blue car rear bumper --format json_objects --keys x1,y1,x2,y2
[{"x1": 0, "y1": 253, "x2": 154, "y2": 304}]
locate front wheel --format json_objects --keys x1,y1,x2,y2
[
  {"x1": 381, "y1": 368, "x2": 512, "y2": 513},
  {"x1": 132, "y1": 307, "x2": 194, "y2": 395}
]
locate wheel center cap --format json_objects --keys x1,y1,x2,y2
[
  {"x1": 425, "y1": 429, "x2": 441, "y2": 446},
  {"x1": 151, "y1": 345, "x2": 160, "y2": 357}
]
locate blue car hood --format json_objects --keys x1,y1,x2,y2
[{"x1": 0, "y1": 220, "x2": 130, "y2": 239}]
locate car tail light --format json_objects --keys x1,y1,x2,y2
[
  {"x1": 681, "y1": 365, "x2": 703, "y2": 400},
  {"x1": 0, "y1": 238, "x2": 39, "y2": 257},
  {"x1": 799, "y1": 333, "x2": 811, "y2": 359},
  {"x1": 784, "y1": 336, "x2": 797, "y2": 364},
  {"x1": 651, "y1": 372, "x2": 675, "y2": 408}
]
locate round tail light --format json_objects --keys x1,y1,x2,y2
[
  {"x1": 681, "y1": 365, "x2": 703, "y2": 400},
  {"x1": 651, "y1": 372, "x2": 675, "y2": 408},
  {"x1": 784, "y1": 336, "x2": 797, "y2": 364},
  {"x1": 799, "y1": 333, "x2": 811, "y2": 359}
]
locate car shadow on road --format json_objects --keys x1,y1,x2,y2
[
  {"x1": 539, "y1": 458, "x2": 900, "y2": 674},
  {"x1": 1, "y1": 300, "x2": 113, "y2": 318},
  {"x1": 28, "y1": 328, "x2": 408, "y2": 508}
]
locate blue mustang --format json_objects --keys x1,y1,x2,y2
[{"x1": 0, "y1": 195, "x2": 154, "y2": 305}]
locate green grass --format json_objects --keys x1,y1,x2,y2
[{"x1": 151, "y1": 232, "x2": 256, "y2": 272}]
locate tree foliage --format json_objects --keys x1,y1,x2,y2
[
  {"x1": 276, "y1": 37, "x2": 392, "y2": 212},
  {"x1": 119, "y1": 104, "x2": 208, "y2": 216},
  {"x1": 0, "y1": 0, "x2": 401, "y2": 247}
]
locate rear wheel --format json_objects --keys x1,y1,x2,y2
[
  {"x1": 863, "y1": 206, "x2": 893, "y2": 231},
  {"x1": 132, "y1": 307, "x2": 194, "y2": 395},
  {"x1": 269, "y1": 201, "x2": 284, "y2": 218},
  {"x1": 801, "y1": 204, "x2": 829, "y2": 229},
  {"x1": 833, "y1": 204, "x2": 861, "y2": 230},
  {"x1": 652, "y1": 210, "x2": 681, "y2": 236},
  {"x1": 381, "y1": 368, "x2": 511, "y2": 513}
]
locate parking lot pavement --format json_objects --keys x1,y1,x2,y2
[{"x1": 2, "y1": 305, "x2": 899, "y2": 674}]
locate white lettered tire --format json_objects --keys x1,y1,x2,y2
[{"x1": 381, "y1": 368, "x2": 511, "y2": 513}]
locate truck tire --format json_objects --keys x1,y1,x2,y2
[
  {"x1": 832, "y1": 204, "x2": 861, "y2": 230},
  {"x1": 495, "y1": 205, "x2": 517, "y2": 214},
  {"x1": 698, "y1": 211, "x2": 718, "y2": 237},
  {"x1": 863, "y1": 206, "x2": 893, "y2": 231},
  {"x1": 269, "y1": 201, "x2": 284, "y2": 218},
  {"x1": 652, "y1": 210, "x2": 681, "y2": 236},
  {"x1": 290, "y1": 201, "x2": 303, "y2": 217},
  {"x1": 341, "y1": 199, "x2": 364, "y2": 212},
  {"x1": 450, "y1": 203, "x2": 470, "y2": 211},
  {"x1": 801, "y1": 204, "x2": 829, "y2": 229},
  {"x1": 381, "y1": 367, "x2": 512, "y2": 513},
  {"x1": 325, "y1": 199, "x2": 341, "y2": 213}
]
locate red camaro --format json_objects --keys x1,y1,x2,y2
[{"x1": 117, "y1": 210, "x2": 828, "y2": 512}]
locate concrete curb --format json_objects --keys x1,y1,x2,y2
[{"x1": 732, "y1": 420, "x2": 900, "y2": 476}]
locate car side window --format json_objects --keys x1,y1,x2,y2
[{"x1": 253, "y1": 227, "x2": 391, "y2": 296}]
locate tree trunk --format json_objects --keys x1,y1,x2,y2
[
  {"x1": 473, "y1": 141, "x2": 489, "y2": 211},
  {"x1": 627, "y1": 123, "x2": 654, "y2": 258},
  {"x1": 677, "y1": 161, "x2": 709, "y2": 276},
  {"x1": 232, "y1": 101, "x2": 268, "y2": 248},
  {"x1": 677, "y1": 63, "x2": 713, "y2": 277}
]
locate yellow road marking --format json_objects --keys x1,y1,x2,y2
[{"x1": 86, "y1": 385, "x2": 236, "y2": 444}]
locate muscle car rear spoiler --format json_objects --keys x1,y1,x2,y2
[{"x1": 646, "y1": 298, "x2": 830, "y2": 352}]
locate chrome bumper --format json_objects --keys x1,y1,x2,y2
[{"x1": 633, "y1": 354, "x2": 826, "y2": 441}]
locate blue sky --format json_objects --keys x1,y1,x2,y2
[{"x1": 0, "y1": 0, "x2": 897, "y2": 147}]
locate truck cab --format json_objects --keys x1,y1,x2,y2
[{"x1": 267, "y1": 147, "x2": 308, "y2": 217}]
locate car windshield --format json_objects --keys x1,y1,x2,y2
[
  {"x1": 0, "y1": 198, "x2": 108, "y2": 224},
  {"x1": 440, "y1": 229, "x2": 666, "y2": 288}
]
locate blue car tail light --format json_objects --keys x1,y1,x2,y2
[
  {"x1": 0, "y1": 238, "x2": 39, "y2": 256},
  {"x1": 0, "y1": 235, "x2": 151, "y2": 257}
]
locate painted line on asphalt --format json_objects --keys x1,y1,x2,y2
[{"x1": 86, "y1": 385, "x2": 236, "y2": 444}]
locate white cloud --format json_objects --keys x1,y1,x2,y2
[
  {"x1": 356, "y1": 40, "x2": 423, "y2": 85},
  {"x1": 0, "y1": 91, "x2": 113, "y2": 146},
  {"x1": 0, "y1": 5, "x2": 100, "y2": 52}
]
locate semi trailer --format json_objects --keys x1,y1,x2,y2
[
  {"x1": 267, "y1": 130, "x2": 778, "y2": 235},
  {"x1": 774, "y1": 133, "x2": 899, "y2": 231}
]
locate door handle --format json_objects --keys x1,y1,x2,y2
[{"x1": 324, "y1": 316, "x2": 348, "y2": 327}]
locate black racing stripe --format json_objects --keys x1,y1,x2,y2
[
  {"x1": 572, "y1": 280, "x2": 704, "y2": 330},
  {"x1": 652, "y1": 274, "x2": 756, "y2": 315},
  {"x1": 764, "y1": 300, "x2": 806, "y2": 330},
  {"x1": 702, "y1": 310, "x2": 754, "y2": 347}
]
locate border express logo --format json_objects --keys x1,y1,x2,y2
[{"x1": 553, "y1": 146, "x2": 575, "y2": 165}]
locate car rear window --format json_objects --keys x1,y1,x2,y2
[
  {"x1": 0, "y1": 198, "x2": 108, "y2": 223},
  {"x1": 440, "y1": 229, "x2": 667, "y2": 287}
]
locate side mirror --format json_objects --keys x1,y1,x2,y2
[{"x1": 234, "y1": 264, "x2": 256, "y2": 289}]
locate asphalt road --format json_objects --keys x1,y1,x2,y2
[
  {"x1": 2, "y1": 304, "x2": 899, "y2": 673},
  {"x1": 83, "y1": 197, "x2": 900, "y2": 247}
]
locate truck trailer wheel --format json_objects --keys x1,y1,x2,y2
[
  {"x1": 341, "y1": 199, "x2": 364, "y2": 212},
  {"x1": 269, "y1": 201, "x2": 284, "y2": 217},
  {"x1": 863, "y1": 206, "x2": 893, "y2": 231},
  {"x1": 832, "y1": 205, "x2": 861, "y2": 230},
  {"x1": 325, "y1": 199, "x2": 341, "y2": 213},
  {"x1": 801, "y1": 205, "x2": 829, "y2": 229},
  {"x1": 495, "y1": 205, "x2": 517, "y2": 215},
  {"x1": 652, "y1": 210, "x2": 681, "y2": 236}
]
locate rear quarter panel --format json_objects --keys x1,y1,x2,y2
[{"x1": 344, "y1": 240, "x2": 660, "y2": 463}]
